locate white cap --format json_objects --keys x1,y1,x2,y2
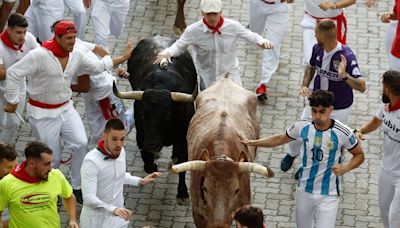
[{"x1": 200, "y1": 0, "x2": 222, "y2": 13}]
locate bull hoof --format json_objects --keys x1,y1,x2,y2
[
  {"x1": 176, "y1": 197, "x2": 190, "y2": 206},
  {"x1": 144, "y1": 163, "x2": 158, "y2": 173},
  {"x1": 173, "y1": 25, "x2": 185, "y2": 35}
]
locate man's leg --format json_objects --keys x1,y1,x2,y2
[
  {"x1": 295, "y1": 190, "x2": 316, "y2": 228},
  {"x1": 0, "y1": 92, "x2": 26, "y2": 145},
  {"x1": 378, "y1": 167, "x2": 394, "y2": 228},
  {"x1": 315, "y1": 195, "x2": 340, "y2": 228},
  {"x1": 388, "y1": 172, "x2": 400, "y2": 227},
  {"x1": 109, "y1": 0, "x2": 130, "y2": 38},
  {"x1": 91, "y1": 0, "x2": 111, "y2": 50},
  {"x1": 63, "y1": 0, "x2": 86, "y2": 39},
  {"x1": 29, "y1": 116, "x2": 63, "y2": 168},
  {"x1": 258, "y1": 3, "x2": 289, "y2": 99},
  {"x1": 83, "y1": 96, "x2": 106, "y2": 147},
  {"x1": 300, "y1": 15, "x2": 317, "y2": 67},
  {"x1": 0, "y1": 1, "x2": 15, "y2": 32},
  {"x1": 35, "y1": 0, "x2": 65, "y2": 42},
  {"x1": 60, "y1": 107, "x2": 88, "y2": 191},
  {"x1": 331, "y1": 107, "x2": 352, "y2": 124}
]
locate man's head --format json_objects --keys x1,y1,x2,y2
[
  {"x1": 51, "y1": 20, "x2": 77, "y2": 52},
  {"x1": 6, "y1": 13, "x2": 28, "y2": 46},
  {"x1": 201, "y1": 0, "x2": 222, "y2": 28},
  {"x1": 315, "y1": 19, "x2": 337, "y2": 47},
  {"x1": 0, "y1": 144, "x2": 17, "y2": 179},
  {"x1": 382, "y1": 70, "x2": 400, "y2": 103},
  {"x1": 25, "y1": 142, "x2": 53, "y2": 180},
  {"x1": 233, "y1": 205, "x2": 264, "y2": 228},
  {"x1": 309, "y1": 90, "x2": 334, "y2": 127},
  {"x1": 101, "y1": 119, "x2": 126, "y2": 157}
]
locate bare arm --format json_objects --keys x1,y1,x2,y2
[
  {"x1": 332, "y1": 143, "x2": 365, "y2": 176},
  {"x1": 71, "y1": 75, "x2": 90, "y2": 93},
  {"x1": 63, "y1": 195, "x2": 79, "y2": 228},
  {"x1": 241, "y1": 132, "x2": 293, "y2": 148},
  {"x1": 344, "y1": 76, "x2": 366, "y2": 92},
  {"x1": 299, "y1": 65, "x2": 315, "y2": 97},
  {"x1": 0, "y1": 64, "x2": 5, "y2": 81},
  {"x1": 355, "y1": 116, "x2": 382, "y2": 139},
  {"x1": 111, "y1": 40, "x2": 134, "y2": 66},
  {"x1": 334, "y1": 0, "x2": 356, "y2": 9}
]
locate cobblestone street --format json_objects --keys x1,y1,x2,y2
[{"x1": 10, "y1": 0, "x2": 394, "y2": 227}]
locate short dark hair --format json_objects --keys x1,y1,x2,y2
[
  {"x1": 0, "y1": 144, "x2": 17, "y2": 163},
  {"x1": 25, "y1": 142, "x2": 52, "y2": 160},
  {"x1": 317, "y1": 19, "x2": 336, "y2": 39},
  {"x1": 7, "y1": 13, "x2": 28, "y2": 28},
  {"x1": 233, "y1": 205, "x2": 264, "y2": 228},
  {"x1": 104, "y1": 118, "x2": 125, "y2": 133},
  {"x1": 50, "y1": 20, "x2": 62, "y2": 33},
  {"x1": 382, "y1": 70, "x2": 400, "y2": 96},
  {"x1": 309, "y1": 90, "x2": 334, "y2": 108}
]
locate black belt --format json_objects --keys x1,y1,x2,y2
[{"x1": 261, "y1": 0, "x2": 285, "y2": 4}]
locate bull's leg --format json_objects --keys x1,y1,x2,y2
[
  {"x1": 173, "y1": 0, "x2": 186, "y2": 35},
  {"x1": 140, "y1": 150, "x2": 158, "y2": 173},
  {"x1": 173, "y1": 143, "x2": 189, "y2": 205}
]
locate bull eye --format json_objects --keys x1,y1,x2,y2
[
  {"x1": 200, "y1": 176, "x2": 207, "y2": 205},
  {"x1": 234, "y1": 189, "x2": 239, "y2": 195}
]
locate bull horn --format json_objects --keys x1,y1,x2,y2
[
  {"x1": 238, "y1": 162, "x2": 275, "y2": 178},
  {"x1": 170, "y1": 80, "x2": 199, "y2": 102},
  {"x1": 170, "y1": 161, "x2": 206, "y2": 173},
  {"x1": 113, "y1": 81, "x2": 144, "y2": 100}
]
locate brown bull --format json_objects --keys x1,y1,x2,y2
[{"x1": 171, "y1": 77, "x2": 274, "y2": 228}]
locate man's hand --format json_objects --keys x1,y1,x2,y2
[
  {"x1": 68, "y1": 220, "x2": 79, "y2": 228},
  {"x1": 238, "y1": 134, "x2": 255, "y2": 146},
  {"x1": 122, "y1": 39, "x2": 134, "y2": 61},
  {"x1": 83, "y1": 0, "x2": 91, "y2": 8},
  {"x1": 365, "y1": 0, "x2": 377, "y2": 7},
  {"x1": 3, "y1": 103, "x2": 17, "y2": 113},
  {"x1": 257, "y1": 40, "x2": 273, "y2": 49},
  {"x1": 113, "y1": 208, "x2": 133, "y2": 221},
  {"x1": 153, "y1": 51, "x2": 172, "y2": 65},
  {"x1": 140, "y1": 172, "x2": 162, "y2": 186},
  {"x1": 338, "y1": 54, "x2": 348, "y2": 80},
  {"x1": 115, "y1": 67, "x2": 130, "y2": 79},
  {"x1": 380, "y1": 13, "x2": 392, "y2": 23},
  {"x1": 319, "y1": 0, "x2": 336, "y2": 10},
  {"x1": 298, "y1": 86, "x2": 312, "y2": 97},
  {"x1": 332, "y1": 164, "x2": 350, "y2": 176}
]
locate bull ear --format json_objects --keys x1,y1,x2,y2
[
  {"x1": 199, "y1": 149, "x2": 210, "y2": 161},
  {"x1": 238, "y1": 151, "x2": 249, "y2": 163}
]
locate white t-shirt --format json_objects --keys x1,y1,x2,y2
[
  {"x1": 376, "y1": 105, "x2": 400, "y2": 176},
  {"x1": 287, "y1": 119, "x2": 358, "y2": 195}
]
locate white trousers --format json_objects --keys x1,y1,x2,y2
[
  {"x1": 301, "y1": 14, "x2": 318, "y2": 67},
  {"x1": 296, "y1": 190, "x2": 339, "y2": 228},
  {"x1": 91, "y1": 0, "x2": 130, "y2": 50},
  {"x1": 83, "y1": 95, "x2": 134, "y2": 146},
  {"x1": 25, "y1": 0, "x2": 64, "y2": 42},
  {"x1": 64, "y1": 0, "x2": 86, "y2": 39},
  {"x1": 28, "y1": 106, "x2": 87, "y2": 189},
  {"x1": 378, "y1": 167, "x2": 400, "y2": 228},
  {"x1": 288, "y1": 105, "x2": 351, "y2": 157},
  {"x1": 0, "y1": 92, "x2": 26, "y2": 145},
  {"x1": 249, "y1": 0, "x2": 289, "y2": 85}
]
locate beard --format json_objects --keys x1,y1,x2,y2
[{"x1": 382, "y1": 94, "x2": 390, "y2": 104}]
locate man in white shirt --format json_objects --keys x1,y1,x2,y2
[
  {"x1": 3, "y1": 20, "x2": 133, "y2": 204},
  {"x1": 73, "y1": 38, "x2": 135, "y2": 146},
  {"x1": 80, "y1": 118, "x2": 161, "y2": 228},
  {"x1": 301, "y1": 0, "x2": 356, "y2": 67},
  {"x1": 0, "y1": 13, "x2": 40, "y2": 145},
  {"x1": 354, "y1": 71, "x2": 400, "y2": 228},
  {"x1": 241, "y1": 90, "x2": 365, "y2": 228},
  {"x1": 155, "y1": 0, "x2": 273, "y2": 89}
]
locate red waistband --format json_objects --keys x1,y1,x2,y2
[
  {"x1": 28, "y1": 98, "x2": 69, "y2": 109},
  {"x1": 261, "y1": 0, "x2": 285, "y2": 4}
]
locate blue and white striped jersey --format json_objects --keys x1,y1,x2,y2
[{"x1": 286, "y1": 119, "x2": 358, "y2": 196}]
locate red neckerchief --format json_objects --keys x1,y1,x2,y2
[
  {"x1": 96, "y1": 140, "x2": 119, "y2": 160},
  {"x1": 0, "y1": 30, "x2": 23, "y2": 51},
  {"x1": 42, "y1": 38, "x2": 69, "y2": 57},
  {"x1": 11, "y1": 161, "x2": 42, "y2": 183},
  {"x1": 203, "y1": 16, "x2": 224, "y2": 35},
  {"x1": 388, "y1": 99, "x2": 400, "y2": 112}
]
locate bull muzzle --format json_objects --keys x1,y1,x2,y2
[{"x1": 238, "y1": 162, "x2": 274, "y2": 177}]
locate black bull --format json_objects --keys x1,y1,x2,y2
[{"x1": 113, "y1": 36, "x2": 197, "y2": 203}]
